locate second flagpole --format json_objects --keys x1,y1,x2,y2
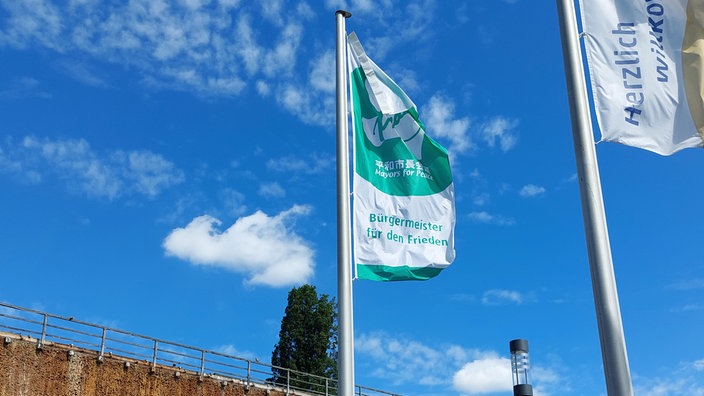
[{"x1": 556, "y1": 0, "x2": 634, "y2": 395}]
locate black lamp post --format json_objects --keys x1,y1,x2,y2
[{"x1": 509, "y1": 339, "x2": 534, "y2": 396}]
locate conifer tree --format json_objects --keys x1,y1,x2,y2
[{"x1": 271, "y1": 284, "x2": 337, "y2": 391}]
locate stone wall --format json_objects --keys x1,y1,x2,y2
[{"x1": 0, "y1": 333, "x2": 289, "y2": 396}]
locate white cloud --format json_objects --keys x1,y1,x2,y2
[
  {"x1": 694, "y1": 359, "x2": 704, "y2": 371},
  {"x1": 472, "y1": 192, "x2": 490, "y2": 206},
  {"x1": 0, "y1": 0, "x2": 513, "y2": 136},
  {"x1": 255, "y1": 80, "x2": 270, "y2": 96},
  {"x1": 0, "y1": 77, "x2": 52, "y2": 100},
  {"x1": 295, "y1": 2, "x2": 315, "y2": 20},
  {"x1": 634, "y1": 378, "x2": 704, "y2": 396},
  {"x1": 356, "y1": 332, "x2": 489, "y2": 387},
  {"x1": 423, "y1": 94, "x2": 472, "y2": 154},
  {"x1": 214, "y1": 344, "x2": 257, "y2": 361},
  {"x1": 113, "y1": 150, "x2": 185, "y2": 198},
  {"x1": 235, "y1": 14, "x2": 261, "y2": 76},
  {"x1": 219, "y1": 188, "x2": 247, "y2": 217},
  {"x1": 259, "y1": 181, "x2": 286, "y2": 198},
  {"x1": 266, "y1": 153, "x2": 334, "y2": 174},
  {"x1": 277, "y1": 81, "x2": 335, "y2": 126},
  {"x1": 56, "y1": 60, "x2": 108, "y2": 87},
  {"x1": 632, "y1": 359, "x2": 704, "y2": 396},
  {"x1": 481, "y1": 289, "x2": 524, "y2": 305},
  {"x1": 0, "y1": 0, "x2": 464, "y2": 130},
  {"x1": 356, "y1": 331, "x2": 566, "y2": 395},
  {"x1": 453, "y1": 357, "x2": 512, "y2": 395},
  {"x1": 0, "y1": 136, "x2": 183, "y2": 199},
  {"x1": 162, "y1": 205, "x2": 314, "y2": 287},
  {"x1": 671, "y1": 304, "x2": 704, "y2": 312},
  {"x1": 262, "y1": 24, "x2": 302, "y2": 78},
  {"x1": 218, "y1": 0, "x2": 241, "y2": 10},
  {"x1": 309, "y1": 51, "x2": 335, "y2": 93},
  {"x1": 468, "y1": 211, "x2": 515, "y2": 226},
  {"x1": 358, "y1": 332, "x2": 524, "y2": 393},
  {"x1": 481, "y1": 117, "x2": 518, "y2": 152},
  {"x1": 0, "y1": 0, "x2": 63, "y2": 50},
  {"x1": 0, "y1": 0, "x2": 259, "y2": 97},
  {"x1": 259, "y1": 0, "x2": 284, "y2": 26},
  {"x1": 667, "y1": 278, "x2": 704, "y2": 291},
  {"x1": 520, "y1": 184, "x2": 546, "y2": 197}
]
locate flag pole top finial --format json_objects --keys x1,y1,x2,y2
[{"x1": 336, "y1": 10, "x2": 352, "y2": 18}]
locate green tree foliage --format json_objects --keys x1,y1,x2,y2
[{"x1": 271, "y1": 284, "x2": 337, "y2": 392}]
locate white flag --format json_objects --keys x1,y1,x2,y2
[
  {"x1": 580, "y1": 0, "x2": 704, "y2": 155},
  {"x1": 347, "y1": 32, "x2": 456, "y2": 281}
]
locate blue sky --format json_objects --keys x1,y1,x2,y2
[{"x1": 0, "y1": 0, "x2": 703, "y2": 395}]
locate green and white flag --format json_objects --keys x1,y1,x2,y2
[{"x1": 348, "y1": 32, "x2": 456, "y2": 281}]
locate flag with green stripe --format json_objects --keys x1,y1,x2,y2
[{"x1": 348, "y1": 32, "x2": 456, "y2": 281}]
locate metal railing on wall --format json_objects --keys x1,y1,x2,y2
[{"x1": 0, "y1": 302, "x2": 399, "y2": 396}]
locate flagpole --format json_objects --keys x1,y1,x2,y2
[
  {"x1": 335, "y1": 9, "x2": 354, "y2": 396},
  {"x1": 556, "y1": 1, "x2": 634, "y2": 395}
]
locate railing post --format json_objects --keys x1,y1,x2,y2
[
  {"x1": 247, "y1": 360, "x2": 252, "y2": 385},
  {"x1": 325, "y1": 378, "x2": 329, "y2": 396},
  {"x1": 200, "y1": 350, "x2": 206, "y2": 377},
  {"x1": 287, "y1": 370, "x2": 290, "y2": 395},
  {"x1": 152, "y1": 340, "x2": 158, "y2": 372},
  {"x1": 98, "y1": 328, "x2": 107, "y2": 361},
  {"x1": 37, "y1": 313, "x2": 48, "y2": 349}
]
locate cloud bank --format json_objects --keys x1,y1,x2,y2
[
  {"x1": 0, "y1": 135, "x2": 183, "y2": 199},
  {"x1": 356, "y1": 332, "x2": 521, "y2": 394}
]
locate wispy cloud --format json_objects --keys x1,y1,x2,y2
[
  {"x1": 0, "y1": 0, "x2": 63, "y2": 51},
  {"x1": 472, "y1": 192, "x2": 490, "y2": 206},
  {"x1": 481, "y1": 289, "x2": 526, "y2": 305},
  {"x1": 0, "y1": 1, "x2": 311, "y2": 98},
  {"x1": 0, "y1": 0, "x2": 463, "y2": 129},
  {"x1": 309, "y1": 50, "x2": 335, "y2": 93},
  {"x1": 480, "y1": 116, "x2": 518, "y2": 152},
  {"x1": 670, "y1": 304, "x2": 703, "y2": 313},
  {"x1": 214, "y1": 344, "x2": 258, "y2": 361},
  {"x1": 694, "y1": 359, "x2": 704, "y2": 371},
  {"x1": 162, "y1": 204, "x2": 314, "y2": 287},
  {"x1": 356, "y1": 331, "x2": 486, "y2": 387},
  {"x1": 0, "y1": 77, "x2": 51, "y2": 100},
  {"x1": 667, "y1": 278, "x2": 704, "y2": 291},
  {"x1": 468, "y1": 168, "x2": 491, "y2": 206},
  {"x1": 56, "y1": 60, "x2": 108, "y2": 87},
  {"x1": 219, "y1": 188, "x2": 248, "y2": 217},
  {"x1": 258, "y1": 181, "x2": 286, "y2": 198},
  {"x1": 634, "y1": 377, "x2": 704, "y2": 396},
  {"x1": 330, "y1": 0, "x2": 435, "y2": 60},
  {"x1": 632, "y1": 358, "x2": 704, "y2": 396},
  {"x1": 357, "y1": 331, "x2": 561, "y2": 395},
  {"x1": 468, "y1": 211, "x2": 515, "y2": 226},
  {"x1": 0, "y1": 136, "x2": 184, "y2": 199},
  {"x1": 520, "y1": 184, "x2": 546, "y2": 197},
  {"x1": 266, "y1": 153, "x2": 334, "y2": 174},
  {"x1": 423, "y1": 94, "x2": 472, "y2": 155}
]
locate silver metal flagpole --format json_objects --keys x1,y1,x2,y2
[
  {"x1": 335, "y1": 9, "x2": 354, "y2": 396},
  {"x1": 556, "y1": 0, "x2": 634, "y2": 395}
]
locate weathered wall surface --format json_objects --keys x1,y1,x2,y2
[{"x1": 0, "y1": 334, "x2": 287, "y2": 396}]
